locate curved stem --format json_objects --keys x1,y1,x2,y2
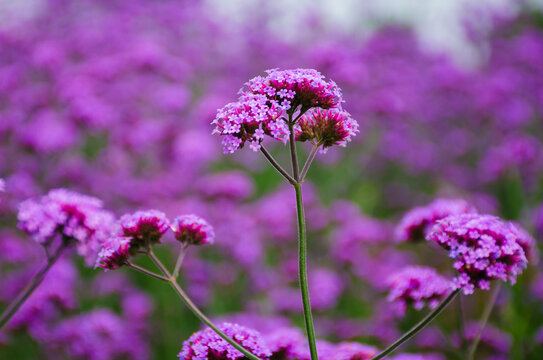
[
  {"x1": 467, "y1": 284, "x2": 501, "y2": 360},
  {"x1": 371, "y1": 289, "x2": 461, "y2": 360},
  {"x1": 300, "y1": 144, "x2": 319, "y2": 182},
  {"x1": 294, "y1": 183, "x2": 319, "y2": 360},
  {"x1": 146, "y1": 250, "x2": 264, "y2": 360},
  {"x1": 0, "y1": 244, "x2": 65, "y2": 329},
  {"x1": 260, "y1": 146, "x2": 296, "y2": 185}
]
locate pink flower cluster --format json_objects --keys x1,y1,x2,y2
[
  {"x1": 17, "y1": 189, "x2": 115, "y2": 261},
  {"x1": 386, "y1": 266, "x2": 452, "y2": 316},
  {"x1": 212, "y1": 69, "x2": 345, "y2": 154},
  {"x1": 119, "y1": 210, "x2": 170, "y2": 247},
  {"x1": 296, "y1": 109, "x2": 359, "y2": 152},
  {"x1": 178, "y1": 323, "x2": 271, "y2": 360},
  {"x1": 395, "y1": 199, "x2": 477, "y2": 243},
  {"x1": 95, "y1": 236, "x2": 132, "y2": 271},
  {"x1": 427, "y1": 214, "x2": 529, "y2": 295},
  {"x1": 172, "y1": 214, "x2": 216, "y2": 246}
]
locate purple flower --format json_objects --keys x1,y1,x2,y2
[
  {"x1": 386, "y1": 266, "x2": 452, "y2": 316},
  {"x1": 263, "y1": 327, "x2": 307, "y2": 359},
  {"x1": 296, "y1": 108, "x2": 359, "y2": 152},
  {"x1": 172, "y1": 214, "x2": 215, "y2": 246},
  {"x1": 17, "y1": 189, "x2": 115, "y2": 262},
  {"x1": 178, "y1": 323, "x2": 271, "y2": 360},
  {"x1": 246, "y1": 68, "x2": 344, "y2": 112},
  {"x1": 426, "y1": 214, "x2": 529, "y2": 295},
  {"x1": 95, "y1": 236, "x2": 132, "y2": 271},
  {"x1": 395, "y1": 199, "x2": 478, "y2": 243},
  {"x1": 119, "y1": 209, "x2": 170, "y2": 247},
  {"x1": 333, "y1": 342, "x2": 378, "y2": 360},
  {"x1": 197, "y1": 171, "x2": 254, "y2": 201}
]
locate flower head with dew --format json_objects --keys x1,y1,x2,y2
[
  {"x1": 295, "y1": 109, "x2": 359, "y2": 153},
  {"x1": 178, "y1": 322, "x2": 271, "y2": 360},
  {"x1": 386, "y1": 266, "x2": 452, "y2": 316},
  {"x1": 395, "y1": 199, "x2": 478, "y2": 243},
  {"x1": 172, "y1": 214, "x2": 215, "y2": 246},
  {"x1": 17, "y1": 188, "x2": 115, "y2": 262},
  {"x1": 95, "y1": 236, "x2": 132, "y2": 271},
  {"x1": 119, "y1": 210, "x2": 170, "y2": 249},
  {"x1": 426, "y1": 214, "x2": 529, "y2": 295}
]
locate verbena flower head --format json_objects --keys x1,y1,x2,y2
[
  {"x1": 296, "y1": 109, "x2": 359, "y2": 152},
  {"x1": 119, "y1": 210, "x2": 170, "y2": 248},
  {"x1": 95, "y1": 236, "x2": 132, "y2": 271},
  {"x1": 178, "y1": 322, "x2": 271, "y2": 360},
  {"x1": 246, "y1": 68, "x2": 344, "y2": 113},
  {"x1": 427, "y1": 214, "x2": 529, "y2": 295},
  {"x1": 334, "y1": 342, "x2": 378, "y2": 360},
  {"x1": 395, "y1": 199, "x2": 477, "y2": 243},
  {"x1": 172, "y1": 214, "x2": 215, "y2": 246},
  {"x1": 212, "y1": 68, "x2": 345, "y2": 154},
  {"x1": 263, "y1": 327, "x2": 306, "y2": 360},
  {"x1": 17, "y1": 188, "x2": 114, "y2": 261},
  {"x1": 386, "y1": 266, "x2": 452, "y2": 316}
]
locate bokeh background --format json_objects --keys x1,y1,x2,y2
[{"x1": 1, "y1": 0, "x2": 543, "y2": 359}]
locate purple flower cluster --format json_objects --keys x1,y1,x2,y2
[
  {"x1": 386, "y1": 266, "x2": 452, "y2": 316},
  {"x1": 427, "y1": 214, "x2": 529, "y2": 294},
  {"x1": 212, "y1": 68, "x2": 345, "y2": 154},
  {"x1": 17, "y1": 189, "x2": 114, "y2": 261},
  {"x1": 172, "y1": 214, "x2": 216, "y2": 246},
  {"x1": 395, "y1": 198, "x2": 477, "y2": 243},
  {"x1": 119, "y1": 209, "x2": 170, "y2": 247},
  {"x1": 296, "y1": 109, "x2": 359, "y2": 152},
  {"x1": 178, "y1": 323, "x2": 271, "y2": 360},
  {"x1": 95, "y1": 236, "x2": 132, "y2": 271}
]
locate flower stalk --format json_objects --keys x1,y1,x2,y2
[{"x1": 467, "y1": 283, "x2": 501, "y2": 360}]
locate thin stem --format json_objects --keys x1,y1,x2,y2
[
  {"x1": 293, "y1": 183, "x2": 319, "y2": 360},
  {"x1": 0, "y1": 244, "x2": 65, "y2": 329},
  {"x1": 457, "y1": 296, "x2": 467, "y2": 352},
  {"x1": 371, "y1": 289, "x2": 461, "y2": 360},
  {"x1": 144, "y1": 251, "x2": 264, "y2": 360},
  {"x1": 172, "y1": 243, "x2": 189, "y2": 279},
  {"x1": 467, "y1": 283, "x2": 501, "y2": 360},
  {"x1": 127, "y1": 262, "x2": 169, "y2": 281},
  {"x1": 288, "y1": 118, "x2": 300, "y2": 182},
  {"x1": 300, "y1": 144, "x2": 319, "y2": 182},
  {"x1": 260, "y1": 145, "x2": 296, "y2": 184}
]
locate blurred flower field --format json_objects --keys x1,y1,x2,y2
[{"x1": 0, "y1": 0, "x2": 543, "y2": 359}]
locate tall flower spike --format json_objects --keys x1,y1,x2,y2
[
  {"x1": 386, "y1": 266, "x2": 452, "y2": 316},
  {"x1": 179, "y1": 323, "x2": 271, "y2": 360},
  {"x1": 295, "y1": 108, "x2": 359, "y2": 152},
  {"x1": 119, "y1": 210, "x2": 170, "y2": 249},
  {"x1": 17, "y1": 188, "x2": 115, "y2": 262},
  {"x1": 172, "y1": 214, "x2": 215, "y2": 246},
  {"x1": 427, "y1": 214, "x2": 529, "y2": 295}
]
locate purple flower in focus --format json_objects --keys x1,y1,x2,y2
[
  {"x1": 395, "y1": 198, "x2": 477, "y2": 243},
  {"x1": 179, "y1": 322, "x2": 271, "y2": 360},
  {"x1": 386, "y1": 266, "x2": 452, "y2": 316},
  {"x1": 296, "y1": 108, "x2": 359, "y2": 152},
  {"x1": 427, "y1": 214, "x2": 529, "y2": 295},
  {"x1": 95, "y1": 236, "x2": 132, "y2": 271},
  {"x1": 119, "y1": 209, "x2": 170, "y2": 247},
  {"x1": 172, "y1": 214, "x2": 215, "y2": 246},
  {"x1": 17, "y1": 189, "x2": 115, "y2": 262}
]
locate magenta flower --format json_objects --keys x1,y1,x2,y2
[
  {"x1": 17, "y1": 188, "x2": 115, "y2": 261},
  {"x1": 263, "y1": 327, "x2": 306, "y2": 360},
  {"x1": 427, "y1": 214, "x2": 529, "y2": 295},
  {"x1": 95, "y1": 236, "x2": 132, "y2": 271},
  {"x1": 172, "y1": 214, "x2": 215, "y2": 246},
  {"x1": 119, "y1": 210, "x2": 170, "y2": 248},
  {"x1": 395, "y1": 199, "x2": 477, "y2": 243},
  {"x1": 246, "y1": 68, "x2": 344, "y2": 112},
  {"x1": 296, "y1": 109, "x2": 359, "y2": 151},
  {"x1": 333, "y1": 342, "x2": 378, "y2": 360},
  {"x1": 178, "y1": 323, "x2": 271, "y2": 360},
  {"x1": 386, "y1": 266, "x2": 452, "y2": 316}
]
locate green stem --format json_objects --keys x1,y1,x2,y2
[
  {"x1": 371, "y1": 289, "x2": 460, "y2": 360},
  {"x1": 288, "y1": 119, "x2": 300, "y2": 182},
  {"x1": 300, "y1": 144, "x2": 319, "y2": 182},
  {"x1": 0, "y1": 244, "x2": 65, "y2": 329},
  {"x1": 294, "y1": 183, "x2": 319, "y2": 360},
  {"x1": 146, "y1": 250, "x2": 264, "y2": 360},
  {"x1": 172, "y1": 243, "x2": 189, "y2": 279},
  {"x1": 127, "y1": 261, "x2": 169, "y2": 281},
  {"x1": 467, "y1": 284, "x2": 501, "y2": 360},
  {"x1": 260, "y1": 145, "x2": 296, "y2": 184}
]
